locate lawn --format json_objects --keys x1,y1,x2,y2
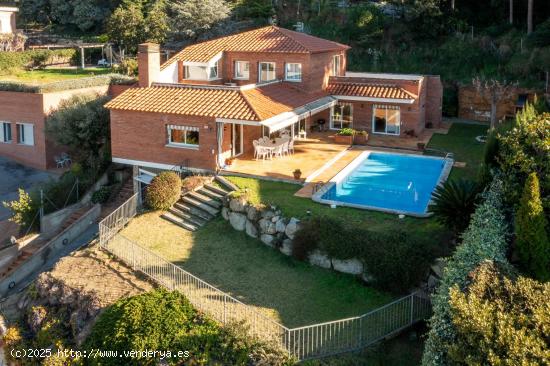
[
  {"x1": 426, "y1": 122, "x2": 488, "y2": 181},
  {"x1": 119, "y1": 211, "x2": 393, "y2": 328},
  {"x1": 0, "y1": 67, "x2": 112, "y2": 84}
]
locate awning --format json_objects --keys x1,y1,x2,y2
[
  {"x1": 134, "y1": 172, "x2": 154, "y2": 185},
  {"x1": 260, "y1": 96, "x2": 337, "y2": 134}
]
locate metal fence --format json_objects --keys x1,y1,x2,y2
[{"x1": 98, "y1": 196, "x2": 431, "y2": 361}]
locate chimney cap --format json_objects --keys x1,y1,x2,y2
[{"x1": 138, "y1": 43, "x2": 160, "y2": 53}]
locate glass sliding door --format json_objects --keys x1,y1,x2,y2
[
  {"x1": 232, "y1": 124, "x2": 243, "y2": 157},
  {"x1": 372, "y1": 105, "x2": 401, "y2": 135},
  {"x1": 330, "y1": 103, "x2": 353, "y2": 130}
]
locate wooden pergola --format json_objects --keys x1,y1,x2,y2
[{"x1": 28, "y1": 43, "x2": 111, "y2": 68}]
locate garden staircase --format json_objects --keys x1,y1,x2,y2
[{"x1": 161, "y1": 178, "x2": 234, "y2": 232}]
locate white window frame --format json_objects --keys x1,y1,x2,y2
[
  {"x1": 167, "y1": 125, "x2": 200, "y2": 149},
  {"x1": 258, "y1": 62, "x2": 276, "y2": 82},
  {"x1": 330, "y1": 103, "x2": 353, "y2": 130},
  {"x1": 285, "y1": 63, "x2": 302, "y2": 82},
  {"x1": 0, "y1": 121, "x2": 12, "y2": 143},
  {"x1": 184, "y1": 62, "x2": 220, "y2": 81},
  {"x1": 372, "y1": 105, "x2": 401, "y2": 135},
  {"x1": 234, "y1": 60, "x2": 250, "y2": 80},
  {"x1": 17, "y1": 123, "x2": 34, "y2": 146},
  {"x1": 332, "y1": 54, "x2": 342, "y2": 76}
]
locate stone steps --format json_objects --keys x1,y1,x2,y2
[{"x1": 160, "y1": 176, "x2": 234, "y2": 232}]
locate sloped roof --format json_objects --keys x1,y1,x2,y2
[
  {"x1": 327, "y1": 80, "x2": 417, "y2": 100},
  {"x1": 162, "y1": 26, "x2": 350, "y2": 68},
  {"x1": 105, "y1": 82, "x2": 328, "y2": 122}
]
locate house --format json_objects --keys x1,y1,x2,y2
[
  {"x1": 0, "y1": 5, "x2": 17, "y2": 34},
  {"x1": 0, "y1": 83, "x2": 130, "y2": 170},
  {"x1": 106, "y1": 26, "x2": 442, "y2": 183}
]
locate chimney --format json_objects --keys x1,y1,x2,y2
[{"x1": 138, "y1": 43, "x2": 160, "y2": 88}]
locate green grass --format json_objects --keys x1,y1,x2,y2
[
  {"x1": 119, "y1": 212, "x2": 393, "y2": 328},
  {"x1": 426, "y1": 123, "x2": 488, "y2": 181},
  {"x1": 0, "y1": 67, "x2": 112, "y2": 84}
]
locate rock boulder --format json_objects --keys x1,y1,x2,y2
[
  {"x1": 285, "y1": 218, "x2": 300, "y2": 239},
  {"x1": 229, "y1": 212, "x2": 247, "y2": 231}
]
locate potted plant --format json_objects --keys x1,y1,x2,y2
[
  {"x1": 225, "y1": 158, "x2": 233, "y2": 166},
  {"x1": 293, "y1": 169, "x2": 302, "y2": 180},
  {"x1": 354, "y1": 130, "x2": 369, "y2": 145},
  {"x1": 334, "y1": 128, "x2": 355, "y2": 145}
]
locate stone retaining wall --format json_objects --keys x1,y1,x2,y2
[{"x1": 221, "y1": 195, "x2": 367, "y2": 279}]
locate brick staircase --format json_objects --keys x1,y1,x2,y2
[
  {"x1": 161, "y1": 179, "x2": 234, "y2": 231},
  {"x1": 0, "y1": 249, "x2": 33, "y2": 279}
]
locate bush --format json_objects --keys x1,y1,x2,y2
[
  {"x1": 429, "y1": 179, "x2": 482, "y2": 236},
  {"x1": 91, "y1": 186, "x2": 113, "y2": 204},
  {"x1": 0, "y1": 74, "x2": 136, "y2": 93},
  {"x1": 2, "y1": 188, "x2": 39, "y2": 230},
  {"x1": 0, "y1": 49, "x2": 77, "y2": 72},
  {"x1": 448, "y1": 261, "x2": 550, "y2": 365},
  {"x1": 337, "y1": 128, "x2": 355, "y2": 136},
  {"x1": 113, "y1": 58, "x2": 139, "y2": 76},
  {"x1": 515, "y1": 172, "x2": 549, "y2": 281},
  {"x1": 291, "y1": 217, "x2": 321, "y2": 260},
  {"x1": 85, "y1": 290, "x2": 293, "y2": 366},
  {"x1": 145, "y1": 172, "x2": 182, "y2": 210},
  {"x1": 422, "y1": 178, "x2": 509, "y2": 366}
]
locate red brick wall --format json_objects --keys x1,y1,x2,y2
[
  {"x1": 425, "y1": 76, "x2": 443, "y2": 127},
  {"x1": 110, "y1": 110, "x2": 219, "y2": 171}
]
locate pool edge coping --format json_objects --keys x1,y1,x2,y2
[{"x1": 311, "y1": 150, "x2": 454, "y2": 218}]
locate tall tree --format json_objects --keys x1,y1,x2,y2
[
  {"x1": 528, "y1": 0, "x2": 534, "y2": 33},
  {"x1": 168, "y1": 0, "x2": 231, "y2": 42},
  {"x1": 509, "y1": 0, "x2": 513, "y2": 24},
  {"x1": 473, "y1": 77, "x2": 516, "y2": 129},
  {"x1": 515, "y1": 172, "x2": 549, "y2": 281}
]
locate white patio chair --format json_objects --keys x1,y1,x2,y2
[
  {"x1": 282, "y1": 140, "x2": 290, "y2": 156},
  {"x1": 253, "y1": 140, "x2": 259, "y2": 159},
  {"x1": 61, "y1": 153, "x2": 72, "y2": 167},
  {"x1": 280, "y1": 130, "x2": 290, "y2": 139},
  {"x1": 54, "y1": 156, "x2": 64, "y2": 168},
  {"x1": 273, "y1": 144, "x2": 284, "y2": 159},
  {"x1": 256, "y1": 146, "x2": 270, "y2": 160},
  {"x1": 288, "y1": 139, "x2": 295, "y2": 154}
]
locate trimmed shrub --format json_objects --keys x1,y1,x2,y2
[
  {"x1": 429, "y1": 179, "x2": 482, "y2": 236},
  {"x1": 448, "y1": 261, "x2": 550, "y2": 365},
  {"x1": 0, "y1": 49, "x2": 77, "y2": 72},
  {"x1": 422, "y1": 178, "x2": 509, "y2": 366},
  {"x1": 515, "y1": 172, "x2": 550, "y2": 281},
  {"x1": 337, "y1": 128, "x2": 355, "y2": 136},
  {"x1": 145, "y1": 172, "x2": 182, "y2": 210},
  {"x1": 360, "y1": 231, "x2": 439, "y2": 293},
  {"x1": 0, "y1": 74, "x2": 136, "y2": 93}
]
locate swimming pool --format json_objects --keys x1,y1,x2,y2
[{"x1": 312, "y1": 151, "x2": 453, "y2": 217}]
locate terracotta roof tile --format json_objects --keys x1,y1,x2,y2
[
  {"x1": 105, "y1": 82, "x2": 328, "y2": 122},
  {"x1": 327, "y1": 80, "x2": 417, "y2": 100},
  {"x1": 162, "y1": 26, "x2": 350, "y2": 68}
]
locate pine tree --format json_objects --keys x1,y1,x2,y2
[{"x1": 515, "y1": 172, "x2": 550, "y2": 281}]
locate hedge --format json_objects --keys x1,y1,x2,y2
[
  {"x1": 422, "y1": 178, "x2": 510, "y2": 366},
  {"x1": 0, "y1": 74, "x2": 136, "y2": 93},
  {"x1": 0, "y1": 49, "x2": 77, "y2": 71}
]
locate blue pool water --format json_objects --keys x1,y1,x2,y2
[{"x1": 321, "y1": 152, "x2": 447, "y2": 215}]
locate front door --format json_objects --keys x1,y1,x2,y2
[{"x1": 232, "y1": 123, "x2": 243, "y2": 157}]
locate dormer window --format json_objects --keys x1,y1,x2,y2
[
  {"x1": 285, "y1": 63, "x2": 302, "y2": 82},
  {"x1": 184, "y1": 61, "x2": 219, "y2": 81},
  {"x1": 259, "y1": 62, "x2": 276, "y2": 82},
  {"x1": 332, "y1": 55, "x2": 342, "y2": 76},
  {"x1": 234, "y1": 61, "x2": 249, "y2": 79}
]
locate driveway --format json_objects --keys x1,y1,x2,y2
[{"x1": 0, "y1": 157, "x2": 58, "y2": 221}]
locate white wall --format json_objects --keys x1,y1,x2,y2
[
  {"x1": 0, "y1": 9, "x2": 17, "y2": 33},
  {"x1": 158, "y1": 62, "x2": 178, "y2": 84}
]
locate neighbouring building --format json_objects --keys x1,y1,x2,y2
[
  {"x1": 105, "y1": 26, "x2": 443, "y2": 181},
  {"x1": 0, "y1": 83, "x2": 131, "y2": 170},
  {"x1": 458, "y1": 85, "x2": 539, "y2": 122},
  {"x1": 0, "y1": 5, "x2": 17, "y2": 34}
]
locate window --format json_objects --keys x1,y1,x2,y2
[
  {"x1": 330, "y1": 103, "x2": 353, "y2": 129},
  {"x1": 285, "y1": 63, "x2": 302, "y2": 82},
  {"x1": 0, "y1": 122, "x2": 12, "y2": 143},
  {"x1": 17, "y1": 123, "x2": 34, "y2": 146},
  {"x1": 372, "y1": 105, "x2": 400, "y2": 135},
  {"x1": 234, "y1": 61, "x2": 249, "y2": 79},
  {"x1": 259, "y1": 62, "x2": 276, "y2": 82},
  {"x1": 184, "y1": 62, "x2": 219, "y2": 81},
  {"x1": 332, "y1": 55, "x2": 342, "y2": 76},
  {"x1": 167, "y1": 125, "x2": 199, "y2": 148}
]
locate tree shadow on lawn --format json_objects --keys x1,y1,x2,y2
[{"x1": 173, "y1": 218, "x2": 393, "y2": 328}]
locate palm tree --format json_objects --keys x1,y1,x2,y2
[
  {"x1": 509, "y1": 0, "x2": 513, "y2": 24},
  {"x1": 527, "y1": 0, "x2": 534, "y2": 34}
]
